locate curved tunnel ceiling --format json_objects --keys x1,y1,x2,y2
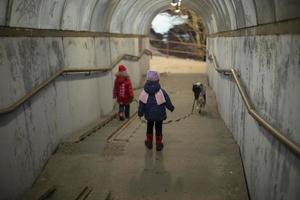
[{"x1": 0, "y1": 0, "x2": 299, "y2": 34}]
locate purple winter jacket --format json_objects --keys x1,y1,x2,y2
[{"x1": 138, "y1": 81, "x2": 174, "y2": 121}]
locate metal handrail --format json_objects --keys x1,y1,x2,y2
[
  {"x1": 150, "y1": 47, "x2": 206, "y2": 56},
  {"x1": 208, "y1": 54, "x2": 300, "y2": 158},
  {"x1": 0, "y1": 49, "x2": 152, "y2": 115},
  {"x1": 150, "y1": 38, "x2": 206, "y2": 49}
]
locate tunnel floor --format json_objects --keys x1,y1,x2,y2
[{"x1": 24, "y1": 59, "x2": 249, "y2": 200}]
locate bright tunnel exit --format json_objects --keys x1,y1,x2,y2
[{"x1": 149, "y1": 8, "x2": 207, "y2": 74}]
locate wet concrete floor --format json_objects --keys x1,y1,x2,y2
[{"x1": 24, "y1": 71, "x2": 249, "y2": 200}]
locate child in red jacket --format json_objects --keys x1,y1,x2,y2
[{"x1": 113, "y1": 65, "x2": 134, "y2": 120}]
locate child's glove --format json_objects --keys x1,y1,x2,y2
[{"x1": 138, "y1": 111, "x2": 143, "y2": 118}]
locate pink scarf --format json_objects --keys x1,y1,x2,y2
[{"x1": 139, "y1": 89, "x2": 166, "y2": 105}]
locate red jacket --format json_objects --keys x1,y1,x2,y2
[{"x1": 113, "y1": 76, "x2": 134, "y2": 104}]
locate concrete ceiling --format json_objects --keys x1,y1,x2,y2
[{"x1": 0, "y1": 0, "x2": 299, "y2": 34}]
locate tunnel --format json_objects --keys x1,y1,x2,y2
[{"x1": 0, "y1": 0, "x2": 299, "y2": 199}]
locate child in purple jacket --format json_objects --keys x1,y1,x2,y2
[{"x1": 138, "y1": 70, "x2": 175, "y2": 151}]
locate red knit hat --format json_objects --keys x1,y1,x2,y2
[{"x1": 119, "y1": 65, "x2": 127, "y2": 72}]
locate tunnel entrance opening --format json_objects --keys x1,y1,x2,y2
[{"x1": 149, "y1": 8, "x2": 206, "y2": 61}]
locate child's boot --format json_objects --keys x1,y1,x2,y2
[
  {"x1": 156, "y1": 136, "x2": 164, "y2": 151},
  {"x1": 145, "y1": 134, "x2": 153, "y2": 149},
  {"x1": 119, "y1": 112, "x2": 125, "y2": 121}
]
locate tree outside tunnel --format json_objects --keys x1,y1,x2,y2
[{"x1": 149, "y1": 8, "x2": 206, "y2": 61}]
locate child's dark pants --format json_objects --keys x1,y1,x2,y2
[
  {"x1": 147, "y1": 121, "x2": 163, "y2": 136},
  {"x1": 146, "y1": 120, "x2": 164, "y2": 151},
  {"x1": 119, "y1": 104, "x2": 130, "y2": 118}
]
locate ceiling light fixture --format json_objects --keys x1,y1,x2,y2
[
  {"x1": 178, "y1": 0, "x2": 182, "y2": 7},
  {"x1": 173, "y1": 0, "x2": 182, "y2": 13},
  {"x1": 171, "y1": 0, "x2": 178, "y2": 7},
  {"x1": 175, "y1": 4, "x2": 180, "y2": 13}
]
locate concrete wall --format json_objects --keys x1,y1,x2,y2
[
  {"x1": 110, "y1": 37, "x2": 150, "y2": 88},
  {"x1": 2, "y1": 0, "x2": 300, "y2": 35},
  {"x1": 0, "y1": 36, "x2": 150, "y2": 199},
  {"x1": 207, "y1": 35, "x2": 300, "y2": 200},
  {"x1": 2, "y1": 0, "x2": 298, "y2": 200}
]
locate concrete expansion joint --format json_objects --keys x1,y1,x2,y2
[
  {"x1": 107, "y1": 112, "x2": 139, "y2": 143},
  {"x1": 75, "y1": 113, "x2": 118, "y2": 143}
]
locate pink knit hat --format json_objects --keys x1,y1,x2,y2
[{"x1": 147, "y1": 70, "x2": 160, "y2": 82}]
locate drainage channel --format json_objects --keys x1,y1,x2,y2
[{"x1": 107, "y1": 113, "x2": 141, "y2": 143}]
